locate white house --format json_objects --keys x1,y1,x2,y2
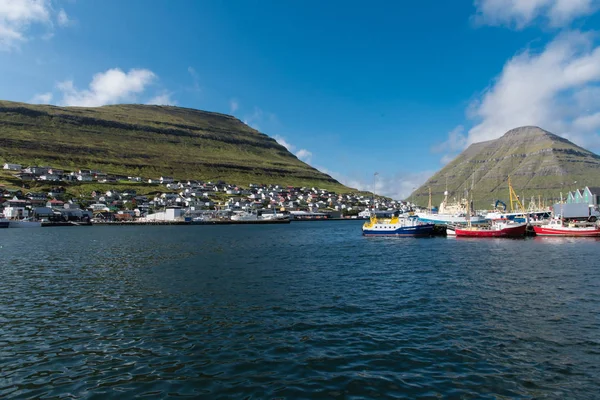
[
  {"x1": 39, "y1": 174, "x2": 61, "y2": 181},
  {"x1": 3, "y1": 163, "x2": 21, "y2": 171},
  {"x1": 3, "y1": 197, "x2": 29, "y2": 218},
  {"x1": 77, "y1": 174, "x2": 93, "y2": 182}
]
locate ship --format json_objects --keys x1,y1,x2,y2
[
  {"x1": 362, "y1": 213, "x2": 435, "y2": 237},
  {"x1": 454, "y1": 220, "x2": 527, "y2": 238},
  {"x1": 533, "y1": 218, "x2": 600, "y2": 237},
  {"x1": 416, "y1": 187, "x2": 487, "y2": 225}
]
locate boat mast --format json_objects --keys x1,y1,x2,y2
[
  {"x1": 508, "y1": 176, "x2": 524, "y2": 212},
  {"x1": 427, "y1": 187, "x2": 432, "y2": 213}
]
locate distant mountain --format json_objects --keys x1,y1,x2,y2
[
  {"x1": 410, "y1": 126, "x2": 600, "y2": 209},
  {"x1": 0, "y1": 100, "x2": 350, "y2": 191}
]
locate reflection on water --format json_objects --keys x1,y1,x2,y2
[{"x1": 1, "y1": 223, "x2": 599, "y2": 398}]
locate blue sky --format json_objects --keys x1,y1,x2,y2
[{"x1": 2, "y1": 0, "x2": 600, "y2": 198}]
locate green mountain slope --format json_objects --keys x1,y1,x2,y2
[
  {"x1": 410, "y1": 126, "x2": 600, "y2": 208},
  {"x1": 0, "y1": 100, "x2": 349, "y2": 191}
]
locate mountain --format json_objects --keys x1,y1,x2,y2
[
  {"x1": 0, "y1": 100, "x2": 349, "y2": 191},
  {"x1": 410, "y1": 126, "x2": 600, "y2": 209}
]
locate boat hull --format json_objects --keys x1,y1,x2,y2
[
  {"x1": 363, "y1": 224, "x2": 435, "y2": 237},
  {"x1": 455, "y1": 223, "x2": 526, "y2": 238},
  {"x1": 0, "y1": 220, "x2": 9, "y2": 229},
  {"x1": 533, "y1": 226, "x2": 600, "y2": 237},
  {"x1": 9, "y1": 220, "x2": 42, "y2": 228},
  {"x1": 417, "y1": 213, "x2": 487, "y2": 225}
]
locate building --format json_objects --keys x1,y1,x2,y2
[
  {"x1": 3, "y1": 163, "x2": 21, "y2": 171},
  {"x1": 566, "y1": 187, "x2": 600, "y2": 206}
]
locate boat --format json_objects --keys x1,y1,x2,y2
[
  {"x1": 533, "y1": 218, "x2": 600, "y2": 237},
  {"x1": 8, "y1": 219, "x2": 42, "y2": 228},
  {"x1": 454, "y1": 220, "x2": 527, "y2": 238},
  {"x1": 0, "y1": 216, "x2": 9, "y2": 229},
  {"x1": 230, "y1": 211, "x2": 259, "y2": 221},
  {"x1": 416, "y1": 186, "x2": 487, "y2": 225},
  {"x1": 362, "y1": 213, "x2": 435, "y2": 237},
  {"x1": 446, "y1": 224, "x2": 456, "y2": 236},
  {"x1": 453, "y1": 177, "x2": 527, "y2": 238}
]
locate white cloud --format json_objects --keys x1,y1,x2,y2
[
  {"x1": 461, "y1": 31, "x2": 600, "y2": 149},
  {"x1": 274, "y1": 135, "x2": 314, "y2": 164},
  {"x1": 56, "y1": 8, "x2": 69, "y2": 27},
  {"x1": 187, "y1": 66, "x2": 200, "y2": 91},
  {"x1": 30, "y1": 91, "x2": 52, "y2": 103},
  {"x1": 296, "y1": 148, "x2": 312, "y2": 163},
  {"x1": 432, "y1": 125, "x2": 467, "y2": 153},
  {"x1": 57, "y1": 68, "x2": 157, "y2": 106},
  {"x1": 229, "y1": 98, "x2": 239, "y2": 114},
  {"x1": 473, "y1": 0, "x2": 598, "y2": 29},
  {"x1": 0, "y1": 0, "x2": 71, "y2": 50},
  {"x1": 440, "y1": 154, "x2": 456, "y2": 165},
  {"x1": 318, "y1": 168, "x2": 434, "y2": 200},
  {"x1": 147, "y1": 92, "x2": 176, "y2": 105},
  {"x1": 274, "y1": 135, "x2": 293, "y2": 151}
]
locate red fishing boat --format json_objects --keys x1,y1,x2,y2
[
  {"x1": 454, "y1": 220, "x2": 527, "y2": 238},
  {"x1": 533, "y1": 218, "x2": 600, "y2": 237}
]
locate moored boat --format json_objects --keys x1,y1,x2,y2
[
  {"x1": 533, "y1": 218, "x2": 600, "y2": 237},
  {"x1": 0, "y1": 217, "x2": 9, "y2": 229},
  {"x1": 454, "y1": 220, "x2": 527, "y2": 238},
  {"x1": 9, "y1": 219, "x2": 42, "y2": 228},
  {"x1": 362, "y1": 213, "x2": 435, "y2": 237}
]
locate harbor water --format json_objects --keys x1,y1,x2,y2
[{"x1": 1, "y1": 221, "x2": 599, "y2": 398}]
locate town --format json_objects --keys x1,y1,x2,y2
[{"x1": 1, "y1": 162, "x2": 403, "y2": 224}]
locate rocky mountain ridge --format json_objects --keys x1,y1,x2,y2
[
  {"x1": 0, "y1": 100, "x2": 350, "y2": 192},
  {"x1": 411, "y1": 126, "x2": 600, "y2": 208}
]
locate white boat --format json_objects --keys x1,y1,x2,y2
[
  {"x1": 260, "y1": 212, "x2": 289, "y2": 221},
  {"x1": 417, "y1": 189, "x2": 486, "y2": 225},
  {"x1": 230, "y1": 211, "x2": 259, "y2": 221},
  {"x1": 9, "y1": 219, "x2": 42, "y2": 228}
]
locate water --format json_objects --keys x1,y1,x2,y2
[{"x1": 1, "y1": 222, "x2": 599, "y2": 399}]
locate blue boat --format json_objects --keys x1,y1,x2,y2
[{"x1": 362, "y1": 214, "x2": 435, "y2": 237}]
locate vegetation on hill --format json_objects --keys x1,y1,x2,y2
[
  {"x1": 0, "y1": 100, "x2": 351, "y2": 192},
  {"x1": 410, "y1": 126, "x2": 600, "y2": 209}
]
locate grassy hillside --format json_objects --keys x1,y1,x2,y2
[
  {"x1": 410, "y1": 126, "x2": 600, "y2": 209},
  {"x1": 0, "y1": 101, "x2": 351, "y2": 192}
]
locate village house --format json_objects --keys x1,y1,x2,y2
[
  {"x1": 77, "y1": 173, "x2": 93, "y2": 182},
  {"x1": 3, "y1": 197, "x2": 30, "y2": 219},
  {"x1": 24, "y1": 166, "x2": 51, "y2": 176},
  {"x1": 3, "y1": 163, "x2": 22, "y2": 171},
  {"x1": 39, "y1": 174, "x2": 62, "y2": 182}
]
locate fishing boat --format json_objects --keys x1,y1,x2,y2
[
  {"x1": 416, "y1": 187, "x2": 487, "y2": 225},
  {"x1": 533, "y1": 218, "x2": 600, "y2": 237},
  {"x1": 453, "y1": 176, "x2": 527, "y2": 238},
  {"x1": 362, "y1": 213, "x2": 434, "y2": 237},
  {"x1": 454, "y1": 220, "x2": 527, "y2": 238}
]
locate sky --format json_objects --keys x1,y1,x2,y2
[{"x1": 2, "y1": 0, "x2": 600, "y2": 199}]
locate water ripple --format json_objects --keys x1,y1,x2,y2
[{"x1": 1, "y1": 224, "x2": 599, "y2": 398}]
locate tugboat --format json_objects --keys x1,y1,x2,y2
[{"x1": 362, "y1": 212, "x2": 435, "y2": 237}]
